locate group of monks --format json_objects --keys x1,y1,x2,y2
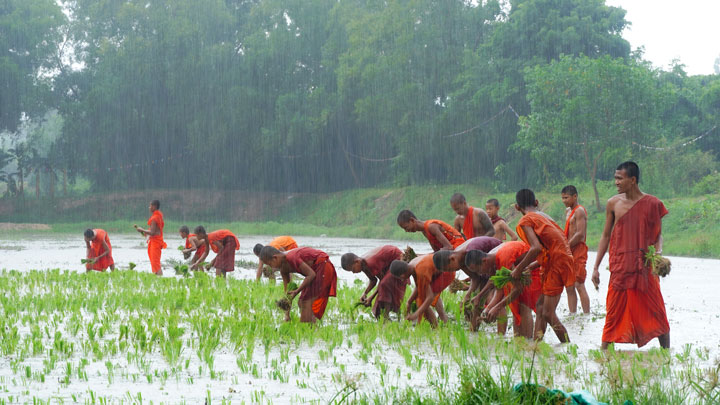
[{"x1": 83, "y1": 161, "x2": 670, "y2": 349}]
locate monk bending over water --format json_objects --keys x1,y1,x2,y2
[
  {"x1": 592, "y1": 161, "x2": 670, "y2": 349},
  {"x1": 193, "y1": 226, "x2": 240, "y2": 278},
  {"x1": 179, "y1": 225, "x2": 205, "y2": 263},
  {"x1": 253, "y1": 236, "x2": 298, "y2": 280},
  {"x1": 134, "y1": 200, "x2": 166, "y2": 275},
  {"x1": 390, "y1": 254, "x2": 451, "y2": 328},
  {"x1": 396, "y1": 210, "x2": 465, "y2": 251},
  {"x1": 84, "y1": 228, "x2": 115, "y2": 272}
]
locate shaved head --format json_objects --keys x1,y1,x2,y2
[{"x1": 450, "y1": 193, "x2": 467, "y2": 205}]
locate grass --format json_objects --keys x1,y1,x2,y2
[{"x1": 0, "y1": 269, "x2": 716, "y2": 403}]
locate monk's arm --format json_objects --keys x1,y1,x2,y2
[
  {"x1": 255, "y1": 260, "x2": 265, "y2": 281},
  {"x1": 207, "y1": 241, "x2": 224, "y2": 268},
  {"x1": 147, "y1": 220, "x2": 160, "y2": 237},
  {"x1": 510, "y1": 226, "x2": 541, "y2": 279},
  {"x1": 471, "y1": 279, "x2": 494, "y2": 306},
  {"x1": 453, "y1": 215, "x2": 463, "y2": 235},
  {"x1": 482, "y1": 289, "x2": 506, "y2": 321},
  {"x1": 184, "y1": 237, "x2": 199, "y2": 253},
  {"x1": 428, "y1": 224, "x2": 453, "y2": 250},
  {"x1": 475, "y1": 209, "x2": 495, "y2": 237},
  {"x1": 410, "y1": 284, "x2": 435, "y2": 323},
  {"x1": 501, "y1": 221, "x2": 518, "y2": 241},
  {"x1": 462, "y1": 276, "x2": 480, "y2": 304},
  {"x1": 487, "y1": 285, "x2": 522, "y2": 321},
  {"x1": 281, "y1": 270, "x2": 290, "y2": 292},
  {"x1": 94, "y1": 239, "x2": 111, "y2": 260},
  {"x1": 289, "y1": 261, "x2": 316, "y2": 298},
  {"x1": 592, "y1": 201, "x2": 615, "y2": 288},
  {"x1": 567, "y1": 208, "x2": 587, "y2": 248},
  {"x1": 655, "y1": 233, "x2": 663, "y2": 255},
  {"x1": 191, "y1": 240, "x2": 210, "y2": 268},
  {"x1": 361, "y1": 270, "x2": 378, "y2": 301},
  {"x1": 406, "y1": 287, "x2": 418, "y2": 315}
]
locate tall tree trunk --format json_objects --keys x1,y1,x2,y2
[
  {"x1": 63, "y1": 169, "x2": 67, "y2": 195},
  {"x1": 50, "y1": 170, "x2": 55, "y2": 200},
  {"x1": 35, "y1": 169, "x2": 40, "y2": 198},
  {"x1": 583, "y1": 143, "x2": 604, "y2": 211}
]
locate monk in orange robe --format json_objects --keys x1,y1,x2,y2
[
  {"x1": 592, "y1": 161, "x2": 670, "y2": 349},
  {"x1": 485, "y1": 198, "x2": 518, "y2": 241},
  {"x1": 134, "y1": 200, "x2": 166, "y2": 275},
  {"x1": 341, "y1": 245, "x2": 407, "y2": 318},
  {"x1": 390, "y1": 254, "x2": 451, "y2": 327},
  {"x1": 512, "y1": 189, "x2": 575, "y2": 343},
  {"x1": 260, "y1": 246, "x2": 337, "y2": 323},
  {"x1": 396, "y1": 210, "x2": 465, "y2": 251},
  {"x1": 179, "y1": 225, "x2": 206, "y2": 264},
  {"x1": 253, "y1": 236, "x2": 298, "y2": 280},
  {"x1": 84, "y1": 228, "x2": 115, "y2": 272},
  {"x1": 449, "y1": 193, "x2": 495, "y2": 239},
  {"x1": 561, "y1": 185, "x2": 590, "y2": 314},
  {"x1": 193, "y1": 226, "x2": 240, "y2": 277}
]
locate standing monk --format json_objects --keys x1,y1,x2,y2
[
  {"x1": 512, "y1": 189, "x2": 575, "y2": 343},
  {"x1": 253, "y1": 236, "x2": 298, "y2": 280},
  {"x1": 134, "y1": 200, "x2": 166, "y2": 275},
  {"x1": 485, "y1": 199, "x2": 518, "y2": 241},
  {"x1": 193, "y1": 226, "x2": 240, "y2": 277},
  {"x1": 390, "y1": 254, "x2": 449, "y2": 327},
  {"x1": 179, "y1": 225, "x2": 206, "y2": 263},
  {"x1": 449, "y1": 193, "x2": 495, "y2": 239},
  {"x1": 84, "y1": 228, "x2": 115, "y2": 272},
  {"x1": 592, "y1": 162, "x2": 670, "y2": 349},
  {"x1": 341, "y1": 245, "x2": 407, "y2": 318},
  {"x1": 396, "y1": 210, "x2": 465, "y2": 251},
  {"x1": 260, "y1": 246, "x2": 337, "y2": 323},
  {"x1": 561, "y1": 186, "x2": 590, "y2": 314}
]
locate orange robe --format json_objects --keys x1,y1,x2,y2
[
  {"x1": 423, "y1": 220, "x2": 465, "y2": 251},
  {"x1": 268, "y1": 236, "x2": 298, "y2": 251},
  {"x1": 208, "y1": 230, "x2": 240, "y2": 272},
  {"x1": 286, "y1": 247, "x2": 337, "y2": 320},
  {"x1": 496, "y1": 241, "x2": 541, "y2": 325},
  {"x1": 185, "y1": 233, "x2": 206, "y2": 258},
  {"x1": 462, "y1": 206, "x2": 476, "y2": 239},
  {"x1": 517, "y1": 212, "x2": 575, "y2": 296},
  {"x1": 87, "y1": 229, "x2": 114, "y2": 271},
  {"x1": 147, "y1": 210, "x2": 167, "y2": 274},
  {"x1": 413, "y1": 254, "x2": 454, "y2": 309},
  {"x1": 564, "y1": 205, "x2": 588, "y2": 283},
  {"x1": 602, "y1": 195, "x2": 669, "y2": 347}
]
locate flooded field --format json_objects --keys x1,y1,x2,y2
[{"x1": 0, "y1": 234, "x2": 718, "y2": 403}]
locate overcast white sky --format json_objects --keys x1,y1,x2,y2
[{"x1": 605, "y1": 0, "x2": 720, "y2": 75}]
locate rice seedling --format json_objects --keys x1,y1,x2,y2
[
  {"x1": 644, "y1": 245, "x2": 671, "y2": 277},
  {"x1": 490, "y1": 267, "x2": 531, "y2": 289},
  {"x1": 402, "y1": 246, "x2": 417, "y2": 262}
]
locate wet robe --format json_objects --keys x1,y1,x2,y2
[
  {"x1": 147, "y1": 210, "x2": 167, "y2": 274},
  {"x1": 564, "y1": 205, "x2": 589, "y2": 283},
  {"x1": 602, "y1": 195, "x2": 669, "y2": 347},
  {"x1": 462, "y1": 206, "x2": 476, "y2": 239},
  {"x1": 517, "y1": 212, "x2": 575, "y2": 297},
  {"x1": 208, "y1": 230, "x2": 240, "y2": 272},
  {"x1": 268, "y1": 236, "x2": 298, "y2": 251},
  {"x1": 185, "y1": 233, "x2": 206, "y2": 260},
  {"x1": 286, "y1": 247, "x2": 337, "y2": 320},
  {"x1": 364, "y1": 245, "x2": 406, "y2": 316},
  {"x1": 88, "y1": 229, "x2": 114, "y2": 271},
  {"x1": 413, "y1": 254, "x2": 453, "y2": 310},
  {"x1": 423, "y1": 220, "x2": 465, "y2": 252},
  {"x1": 495, "y1": 241, "x2": 541, "y2": 326}
]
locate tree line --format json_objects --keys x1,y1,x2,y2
[{"x1": 1, "y1": 0, "x2": 719, "y2": 203}]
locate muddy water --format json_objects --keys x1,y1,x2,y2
[{"x1": 0, "y1": 234, "x2": 719, "y2": 402}]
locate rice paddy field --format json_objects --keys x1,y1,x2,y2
[{"x1": 1, "y1": 234, "x2": 719, "y2": 404}]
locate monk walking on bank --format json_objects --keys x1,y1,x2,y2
[
  {"x1": 253, "y1": 236, "x2": 298, "y2": 280},
  {"x1": 561, "y1": 186, "x2": 591, "y2": 314},
  {"x1": 134, "y1": 200, "x2": 166, "y2": 275},
  {"x1": 592, "y1": 161, "x2": 670, "y2": 349},
  {"x1": 485, "y1": 199, "x2": 518, "y2": 241},
  {"x1": 341, "y1": 245, "x2": 407, "y2": 318},
  {"x1": 396, "y1": 210, "x2": 465, "y2": 251},
  {"x1": 84, "y1": 228, "x2": 115, "y2": 272},
  {"x1": 179, "y1": 225, "x2": 206, "y2": 263},
  {"x1": 450, "y1": 193, "x2": 495, "y2": 239},
  {"x1": 513, "y1": 189, "x2": 575, "y2": 343},
  {"x1": 193, "y1": 227, "x2": 240, "y2": 277}
]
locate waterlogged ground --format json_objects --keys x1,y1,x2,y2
[{"x1": 0, "y1": 234, "x2": 719, "y2": 404}]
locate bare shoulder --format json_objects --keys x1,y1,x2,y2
[{"x1": 606, "y1": 194, "x2": 623, "y2": 209}]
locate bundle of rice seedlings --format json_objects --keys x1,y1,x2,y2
[
  {"x1": 275, "y1": 282, "x2": 299, "y2": 311},
  {"x1": 449, "y1": 278, "x2": 469, "y2": 294},
  {"x1": 80, "y1": 259, "x2": 90, "y2": 264},
  {"x1": 490, "y1": 267, "x2": 531, "y2": 289},
  {"x1": 128, "y1": 262, "x2": 136, "y2": 270},
  {"x1": 402, "y1": 246, "x2": 417, "y2": 262},
  {"x1": 644, "y1": 246, "x2": 671, "y2": 277},
  {"x1": 177, "y1": 245, "x2": 184, "y2": 251},
  {"x1": 173, "y1": 263, "x2": 190, "y2": 278},
  {"x1": 262, "y1": 266, "x2": 278, "y2": 279}
]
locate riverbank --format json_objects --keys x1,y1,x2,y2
[{"x1": 1, "y1": 183, "x2": 717, "y2": 257}]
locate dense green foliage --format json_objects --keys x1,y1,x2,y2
[{"x1": 1, "y1": 0, "x2": 718, "y2": 198}]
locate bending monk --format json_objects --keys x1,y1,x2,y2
[
  {"x1": 561, "y1": 185, "x2": 590, "y2": 314},
  {"x1": 253, "y1": 236, "x2": 298, "y2": 280},
  {"x1": 134, "y1": 199, "x2": 166, "y2": 275},
  {"x1": 485, "y1": 198, "x2": 518, "y2": 241},
  {"x1": 390, "y1": 254, "x2": 450, "y2": 327},
  {"x1": 592, "y1": 161, "x2": 670, "y2": 349},
  {"x1": 84, "y1": 228, "x2": 115, "y2": 272},
  {"x1": 450, "y1": 193, "x2": 495, "y2": 239},
  {"x1": 341, "y1": 245, "x2": 407, "y2": 318},
  {"x1": 396, "y1": 210, "x2": 465, "y2": 251},
  {"x1": 260, "y1": 246, "x2": 337, "y2": 323},
  {"x1": 179, "y1": 225, "x2": 206, "y2": 263},
  {"x1": 193, "y1": 226, "x2": 240, "y2": 277},
  {"x1": 513, "y1": 189, "x2": 575, "y2": 343}
]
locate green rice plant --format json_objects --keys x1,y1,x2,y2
[{"x1": 490, "y1": 267, "x2": 531, "y2": 289}]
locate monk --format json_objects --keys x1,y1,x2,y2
[
  {"x1": 133, "y1": 200, "x2": 166, "y2": 275},
  {"x1": 485, "y1": 199, "x2": 518, "y2": 241},
  {"x1": 179, "y1": 225, "x2": 206, "y2": 264},
  {"x1": 562, "y1": 186, "x2": 590, "y2": 314},
  {"x1": 450, "y1": 193, "x2": 495, "y2": 239},
  {"x1": 592, "y1": 161, "x2": 670, "y2": 349},
  {"x1": 390, "y1": 254, "x2": 450, "y2": 327},
  {"x1": 465, "y1": 242, "x2": 542, "y2": 339},
  {"x1": 341, "y1": 245, "x2": 407, "y2": 318},
  {"x1": 396, "y1": 210, "x2": 465, "y2": 251},
  {"x1": 83, "y1": 228, "x2": 115, "y2": 272},
  {"x1": 253, "y1": 236, "x2": 298, "y2": 280},
  {"x1": 193, "y1": 226, "x2": 240, "y2": 277},
  {"x1": 512, "y1": 189, "x2": 575, "y2": 343},
  {"x1": 260, "y1": 245, "x2": 337, "y2": 323}
]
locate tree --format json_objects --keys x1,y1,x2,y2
[{"x1": 515, "y1": 55, "x2": 664, "y2": 210}]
